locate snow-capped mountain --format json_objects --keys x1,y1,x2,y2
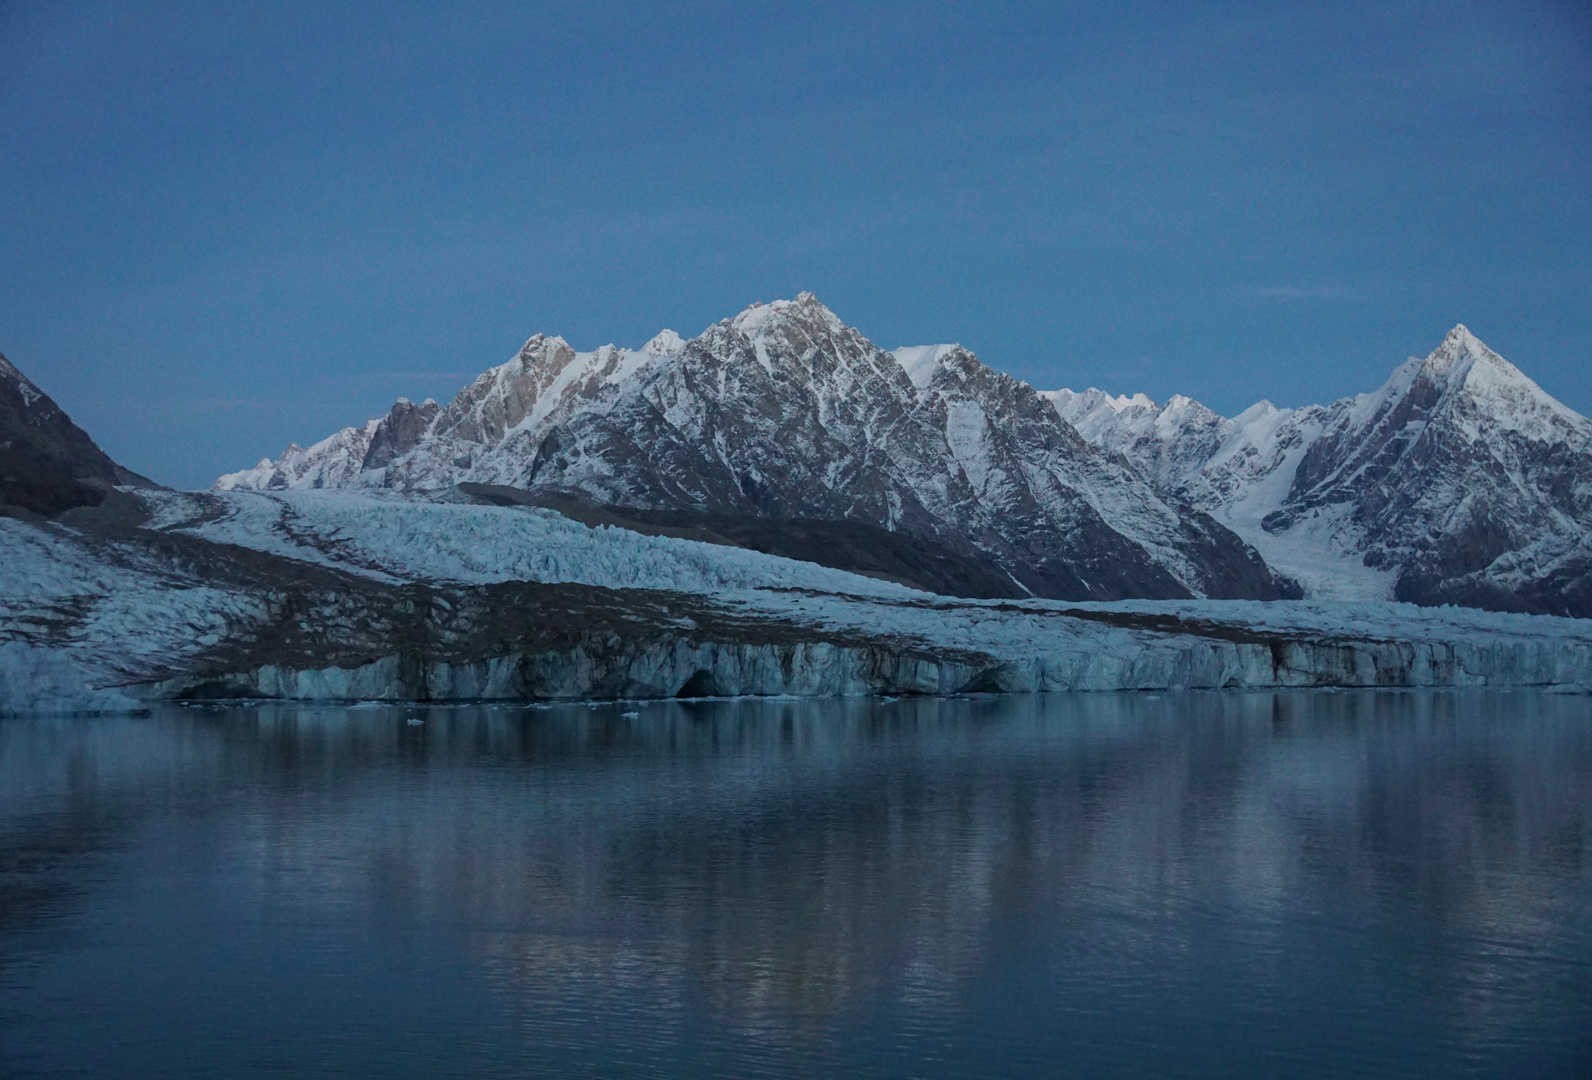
[
  {"x1": 1045, "y1": 326, "x2": 1592, "y2": 617},
  {"x1": 0, "y1": 350, "x2": 153, "y2": 515},
  {"x1": 217, "y1": 295, "x2": 1290, "y2": 602},
  {"x1": 0, "y1": 345, "x2": 1587, "y2": 715}
]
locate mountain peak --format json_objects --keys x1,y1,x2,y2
[
  {"x1": 643, "y1": 329, "x2": 686, "y2": 357},
  {"x1": 1429, "y1": 323, "x2": 1492, "y2": 365},
  {"x1": 514, "y1": 333, "x2": 576, "y2": 366},
  {"x1": 728, "y1": 292, "x2": 843, "y2": 339},
  {"x1": 1415, "y1": 323, "x2": 1543, "y2": 407}
]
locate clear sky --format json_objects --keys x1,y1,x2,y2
[{"x1": 2, "y1": 0, "x2": 1589, "y2": 488}]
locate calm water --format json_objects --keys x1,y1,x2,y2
[{"x1": 1, "y1": 692, "x2": 1589, "y2": 1078}]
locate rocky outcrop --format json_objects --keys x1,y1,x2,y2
[
  {"x1": 361, "y1": 397, "x2": 441, "y2": 470},
  {"x1": 0, "y1": 351, "x2": 154, "y2": 515}
]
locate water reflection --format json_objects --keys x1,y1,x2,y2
[{"x1": 2, "y1": 692, "x2": 1590, "y2": 1078}]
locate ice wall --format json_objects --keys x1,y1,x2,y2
[{"x1": 131, "y1": 632, "x2": 1592, "y2": 704}]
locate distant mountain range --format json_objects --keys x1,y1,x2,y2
[
  {"x1": 216, "y1": 294, "x2": 1289, "y2": 603},
  {"x1": 2, "y1": 306, "x2": 1590, "y2": 714},
  {"x1": 216, "y1": 297, "x2": 1590, "y2": 617}
]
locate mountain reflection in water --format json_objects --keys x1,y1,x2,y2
[{"x1": 1, "y1": 691, "x2": 1589, "y2": 1078}]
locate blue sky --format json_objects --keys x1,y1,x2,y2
[{"x1": 2, "y1": 0, "x2": 1589, "y2": 487}]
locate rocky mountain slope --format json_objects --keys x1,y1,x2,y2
[
  {"x1": 0, "y1": 351, "x2": 154, "y2": 515},
  {"x1": 217, "y1": 295, "x2": 1290, "y2": 602},
  {"x1": 1045, "y1": 326, "x2": 1592, "y2": 617}
]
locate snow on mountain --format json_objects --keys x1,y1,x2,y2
[
  {"x1": 216, "y1": 294, "x2": 1292, "y2": 603},
  {"x1": 4, "y1": 341, "x2": 1587, "y2": 716},
  {"x1": 1040, "y1": 388, "x2": 1157, "y2": 441},
  {"x1": 214, "y1": 327, "x2": 698, "y2": 493},
  {"x1": 891, "y1": 344, "x2": 961, "y2": 389},
  {"x1": 1043, "y1": 326, "x2": 1592, "y2": 616},
  {"x1": 215, "y1": 416, "x2": 385, "y2": 491}
]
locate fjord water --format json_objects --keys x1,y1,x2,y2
[{"x1": 1, "y1": 693, "x2": 1588, "y2": 1078}]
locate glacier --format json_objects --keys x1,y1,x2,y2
[{"x1": 3, "y1": 487, "x2": 1587, "y2": 714}]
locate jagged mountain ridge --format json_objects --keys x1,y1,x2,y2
[
  {"x1": 218, "y1": 294, "x2": 1290, "y2": 602},
  {"x1": 1045, "y1": 326, "x2": 1592, "y2": 617},
  {"x1": 0, "y1": 351, "x2": 155, "y2": 516}
]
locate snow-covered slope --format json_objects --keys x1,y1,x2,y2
[
  {"x1": 1044, "y1": 326, "x2": 1592, "y2": 616},
  {"x1": 215, "y1": 331, "x2": 690, "y2": 493},
  {"x1": 215, "y1": 417, "x2": 385, "y2": 491},
  {"x1": 216, "y1": 295, "x2": 1291, "y2": 603}
]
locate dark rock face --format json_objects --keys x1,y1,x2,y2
[
  {"x1": 1173, "y1": 509, "x2": 1305, "y2": 601},
  {"x1": 0, "y1": 352, "x2": 153, "y2": 516},
  {"x1": 362, "y1": 397, "x2": 441, "y2": 470}
]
